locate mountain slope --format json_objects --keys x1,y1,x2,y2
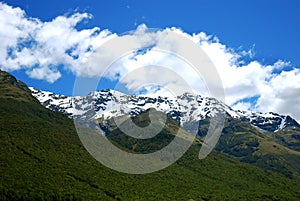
[
  {"x1": 216, "y1": 118, "x2": 300, "y2": 177},
  {"x1": 29, "y1": 85, "x2": 300, "y2": 177},
  {"x1": 0, "y1": 71, "x2": 38, "y2": 103},
  {"x1": 1, "y1": 70, "x2": 300, "y2": 200}
]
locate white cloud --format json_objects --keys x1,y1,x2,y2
[
  {"x1": 0, "y1": 2, "x2": 114, "y2": 82},
  {"x1": 255, "y1": 69, "x2": 300, "y2": 121},
  {"x1": 27, "y1": 66, "x2": 61, "y2": 83},
  {"x1": 232, "y1": 102, "x2": 253, "y2": 112},
  {"x1": 0, "y1": 2, "x2": 299, "y2": 122}
]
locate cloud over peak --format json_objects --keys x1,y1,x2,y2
[{"x1": 0, "y1": 2, "x2": 299, "y2": 122}]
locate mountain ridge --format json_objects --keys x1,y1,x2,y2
[{"x1": 29, "y1": 87, "x2": 300, "y2": 133}]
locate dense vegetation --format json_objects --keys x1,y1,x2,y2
[{"x1": 1, "y1": 70, "x2": 300, "y2": 200}]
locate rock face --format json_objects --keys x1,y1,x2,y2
[{"x1": 30, "y1": 87, "x2": 300, "y2": 132}]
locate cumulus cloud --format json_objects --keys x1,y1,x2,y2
[
  {"x1": 255, "y1": 69, "x2": 300, "y2": 121},
  {"x1": 0, "y1": 2, "x2": 114, "y2": 82},
  {"x1": 0, "y1": 2, "x2": 299, "y2": 122}
]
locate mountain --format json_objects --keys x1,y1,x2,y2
[
  {"x1": 1, "y1": 70, "x2": 300, "y2": 200},
  {"x1": 29, "y1": 84, "x2": 300, "y2": 178},
  {"x1": 29, "y1": 87, "x2": 300, "y2": 133}
]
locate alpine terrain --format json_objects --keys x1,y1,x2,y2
[{"x1": 1, "y1": 70, "x2": 300, "y2": 200}]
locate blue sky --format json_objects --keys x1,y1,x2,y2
[
  {"x1": 7, "y1": 0, "x2": 300, "y2": 63},
  {"x1": 1, "y1": 0, "x2": 300, "y2": 121}
]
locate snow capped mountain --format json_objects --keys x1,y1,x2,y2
[{"x1": 29, "y1": 87, "x2": 300, "y2": 132}]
